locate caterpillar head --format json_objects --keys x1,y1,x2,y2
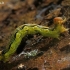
[
  {"x1": 53, "y1": 17, "x2": 66, "y2": 25},
  {"x1": 53, "y1": 17, "x2": 68, "y2": 33}
]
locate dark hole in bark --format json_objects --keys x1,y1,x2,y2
[
  {"x1": 60, "y1": 45, "x2": 70, "y2": 53},
  {"x1": 27, "y1": 68, "x2": 38, "y2": 70},
  {"x1": 16, "y1": 35, "x2": 33, "y2": 54},
  {"x1": 61, "y1": 67, "x2": 70, "y2": 70}
]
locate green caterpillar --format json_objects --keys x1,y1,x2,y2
[{"x1": 0, "y1": 17, "x2": 67, "y2": 62}]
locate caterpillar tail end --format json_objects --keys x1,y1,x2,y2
[{"x1": 0, "y1": 55, "x2": 9, "y2": 63}]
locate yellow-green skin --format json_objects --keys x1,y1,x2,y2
[{"x1": 0, "y1": 18, "x2": 67, "y2": 62}]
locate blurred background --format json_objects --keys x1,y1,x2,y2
[{"x1": 0, "y1": 0, "x2": 70, "y2": 70}]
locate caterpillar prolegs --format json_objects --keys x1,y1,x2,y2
[{"x1": 0, "y1": 17, "x2": 68, "y2": 62}]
